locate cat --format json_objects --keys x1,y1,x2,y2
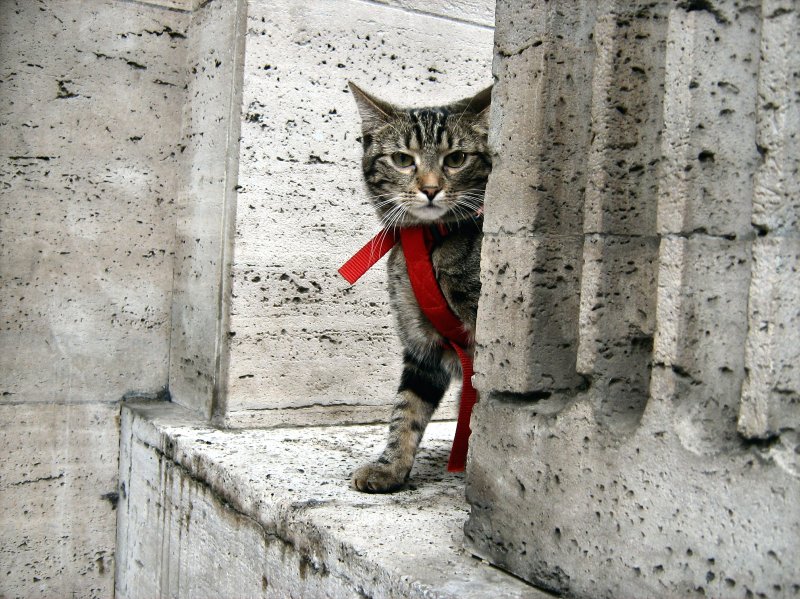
[{"x1": 348, "y1": 82, "x2": 492, "y2": 493}]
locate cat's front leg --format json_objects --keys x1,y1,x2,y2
[{"x1": 352, "y1": 349, "x2": 450, "y2": 493}]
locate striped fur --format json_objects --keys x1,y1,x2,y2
[{"x1": 349, "y1": 82, "x2": 491, "y2": 493}]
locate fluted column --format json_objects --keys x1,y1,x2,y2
[{"x1": 466, "y1": 2, "x2": 799, "y2": 597}]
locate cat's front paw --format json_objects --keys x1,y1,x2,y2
[{"x1": 352, "y1": 462, "x2": 410, "y2": 493}]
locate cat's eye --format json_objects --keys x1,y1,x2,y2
[
  {"x1": 443, "y1": 151, "x2": 467, "y2": 168},
  {"x1": 390, "y1": 152, "x2": 415, "y2": 168}
]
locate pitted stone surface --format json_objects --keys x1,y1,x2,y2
[
  {"x1": 467, "y1": 1, "x2": 800, "y2": 597},
  {"x1": 577, "y1": 234, "x2": 659, "y2": 432},
  {"x1": 0, "y1": 0, "x2": 188, "y2": 403},
  {"x1": 116, "y1": 401, "x2": 550, "y2": 599},
  {"x1": 652, "y1": 235, "x2": 751, "y2": 455},
  {"x1": 474, "y1": 235, "x2": 584, "y2": 395},
  {"x1": 0, "y1": 403, "x2": 119, "y2": 598},
  {"x1": 224, "y1": 0, "x2": 493, "y2": 426},
  {"x1": 657, "y1": 2, "x2": 761, "y2": 238},
  {"x1": 1, "y1": 2, "x2": 188, "y2": 598},
  {"x1": 752, "y1": 1, "x2": 800, "y2": 234},
  {"x1": 740, "y1": 236, "x2": 800, "y2": 439},
  {"x1": 466, "y1": 396, "x2": 800, "y2": 599}
]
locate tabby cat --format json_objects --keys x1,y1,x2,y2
[{"x1": 348, "y1": 82, "x2": 492, "y2": 493}]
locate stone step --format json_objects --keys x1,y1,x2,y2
[{"x1": 116, "y1": 401, "x2": 551, "y2": 599}]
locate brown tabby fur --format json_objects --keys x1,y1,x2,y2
[{"x1": 348, "y1": 82, "x2": 492, "y2": 492}]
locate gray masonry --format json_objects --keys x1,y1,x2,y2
[
  {"x1": 2, "y1": 0, "x2": 798, "y2": 597},
  {"x1": 465, "y1": 1, "x2": 800, "y2": 597},
  {"x1": 1, "y1": 1, "x2": 189, "y2": 594}
]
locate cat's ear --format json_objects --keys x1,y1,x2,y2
[
  {"x1": 348, "y1": 81, "x2": 396, "y2": 134},
  {"x1": 454, "y1": 84, "x2": 493, "y2": 127}
]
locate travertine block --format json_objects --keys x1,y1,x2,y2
[
  {"x1": 116, "y1": 402, "x2": 546, "y2": 599},
  {"x1": 752, "y1": 1, "x2": 800, "y2": 234},
  {"x1": 474, "y1": 235, "x2": 584, "y2": 395},
  {"x1": 493, "y1": 0, "x2": 597, "y2": 60},
  {"x1": 483, "y1": 21, "x2": 595, "y2": 236},
  {"x1": 739, "y1": 236, "x2": 800, "y2": 439},
  {"x1": 657, "y1": 3, "x2": 761, "y2": 237},
  {"x1": 227, "y1": 0, "x2": 493, "y2": 425},
  {"x1": 467, "y1": 2, "x2": 800, "y2": 596},
  {"x1": 583, "y1": 3, "x2": 669, "y2": 236},
  {"x1": 0, "y1": 0, "x2": 187, "y2": 403},
  {"x1": 227, "y1": 315, "x2": 399, "y2": 410},
  {"x1": 0, "y1": 402, "x2": 119, "y2": 598},
  {"x1": 466, "y1": 396, "x2": 800, "y2": 599}
]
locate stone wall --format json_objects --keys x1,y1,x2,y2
[
  {"x1": 221, "y1": 0, "x2": 495, "y2": 427},
  {"x1": 0, "y1": 1, "x2": 190, "y2": 596},
  {"x1": 465, "y1": 1, "x2": 800, "y2": 597}
]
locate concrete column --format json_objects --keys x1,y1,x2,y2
[
  {"x1": 167, "y1": 0, "x2": 248, "y2": 418},
  {"x1": 466, "y1": 1, "x2": 800, "y2": 597}
]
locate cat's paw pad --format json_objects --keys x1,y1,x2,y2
[{"x1": 352, "y1": 462, "x2": 409, "y2": 493}]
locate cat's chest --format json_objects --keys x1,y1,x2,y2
[{"x1": 430, "y1": 239, "x2": 472, "y2": 284}]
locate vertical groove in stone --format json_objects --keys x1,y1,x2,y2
[
  {"x1": 475, "y1": 1, "x2": 598, "y2": 395},
  {"x1": 650, "y1": 4, "x2": 761, "y2": 453},
  {"x1": 576, "y1": 1, "x2": 669, "y2": 432},
  {"x1": 739, "y1": 1, "x2": 800, "y2": 439}
]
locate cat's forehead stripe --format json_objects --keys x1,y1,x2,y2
[{"x1": 408, "y1": 109, "x2": 452, "y2": 151}]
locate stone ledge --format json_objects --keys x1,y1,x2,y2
[{"x1": 116, "y1": 400, "x2": 550, "y2": 598}]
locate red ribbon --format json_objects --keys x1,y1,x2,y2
[
  {"x1": 339, "y1": 226, "x2": 477, "y2": 472},
  {"x1": 338, "y1": 229, "x2": 399, "y2": 285}
]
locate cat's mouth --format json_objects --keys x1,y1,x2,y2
[{"x1": 409, "y1": 203, "x2": 448, "y2": 221}]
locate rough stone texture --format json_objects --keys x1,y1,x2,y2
[
  {"x1": 739, "y1": 236, "x2": 800, "y2": 439},
  {"x1": 739, "y1": 0, "x2": 800, "y2": 441},
  {"x1": 475, "y1": 235, "x2": 585, "y2": 395},
  {"x1": 474, "y1": 0, "x2": 594, "y2": 397},
  {"x1": 168, "y1": 0, "x2": 247, "y2": 417},
  {"x1": 0, "y1": 0, "x2": 187, "y2": 404},
  {"x1": 466, "y1": 397, "x2": 800, "y2": 599},
  {"x1": 116, "y1": 401, "x2": 550, "y2": 599},
  {"x1": 657, "y1": 2, "x2": 761, "y2": 238},
  {"x1": 576, "y1": 2, "x2": 668, "y2": 432},
  {"x1": 752, "y1": 0, "x2": 799, "y2": 234},
  {"x1": 577, "y1": 234, "x2": 658, "y2": 432},
  {"x1": 466, "y1": 1, "x2": 800, "y2": 597},
  {"x1": 223, "y1": 0, "x2": 493, "y2": 427},
  {"x1": 0, "y1": 402, "x2": 119, "y2": 598},
  {"x1": 652, "y1": 236, "x2": 752, "y2": 454},
  {"x1": 0, "y1": 2, "x2": 187, "y2": 597}
]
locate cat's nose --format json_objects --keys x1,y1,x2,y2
[{"x1": 421, "y1": 186, "x2": 441, "y2": 201}]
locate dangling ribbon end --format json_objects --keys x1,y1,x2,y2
[
  {"x1": 446, "y1": 458, "x2": 466, "y2": 473},
  {"x1": 337, "y1": 265, "x2": 361, "y2": 286}
]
